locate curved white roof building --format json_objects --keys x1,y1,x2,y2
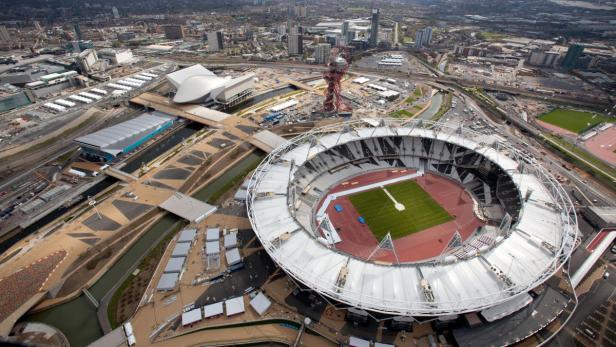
[
  {"x1": 246, "y1": 119, "x2": 577, "y2": 316},
  {"x1": 166, "y1": 64, "x2": 255, "y2": 105}
]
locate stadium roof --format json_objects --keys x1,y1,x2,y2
[
  {"x1": 246, "y1": 119, "x2": 577, "y2": 316},
  {"x1": 74, "y1": 112, "x2": 174, "y2": 156},
  {"x1": 166, "y1": 64, "x2": 215, "y2": 87}
]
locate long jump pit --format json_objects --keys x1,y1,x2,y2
[{"x1": 316, "y1": 169, "x2": 486, "y2": 263}]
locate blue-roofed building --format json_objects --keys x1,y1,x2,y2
[{"x1": 74, "y1": 112, "x2": 175, "y2": 161}]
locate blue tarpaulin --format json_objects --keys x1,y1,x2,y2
[
  {"x1": 334, "y1": 204, "x2": 343, "y2": 212},
  {"x1": 358, "y1": 216, "x2": 366, "y2": 224}
]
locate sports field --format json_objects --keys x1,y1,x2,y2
[
  {"x1": 538, "y1": 108, "x2": 613, "y2": 134},
  {"x1": 348, "y1": 180, "x2": 453, "y2": 240}
]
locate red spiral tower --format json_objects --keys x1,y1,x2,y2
[{"x1": 323, "y1": 47, "x2": 351, "y2": 113}]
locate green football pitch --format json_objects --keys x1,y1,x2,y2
[
  {"x1": 538, "y1": 108, "x2": 613, "y2": 134},
  {"x1": 348, "y1": 180, "x2": 454, "y2": 240}
]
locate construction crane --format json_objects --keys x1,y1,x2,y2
[{"x1": 322, "y1": 46, "x2": 352, "y2": 114}]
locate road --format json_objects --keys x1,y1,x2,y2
[{"x1": 547, "y1": 272, "x2": 616, "y2": 347}]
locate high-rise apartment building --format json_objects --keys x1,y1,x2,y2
[
  {"x1": 415, "y1": 27, "x2": 432, "y2": 48},
  {"x1": 163, "y1": 25, "x2": 185, "y2": 40},
  {"x1": 314, "y1": 43, "x2": 331, "y2": 64},
  {"x1": 0, "y1": 26, "x2": 10, "y2": 43},
  {"x1": 561, "y1": 43, "x2": 584, "y2": 71},
  {"x1": 208, "y1": 31, "x2": 224, "y2": 52},
  {"x1": 288, "y1": 26, "x2": 303, "y2": 56},
  {"x1": 369, "y1": 8, "x2": 380, "y2": 48}
]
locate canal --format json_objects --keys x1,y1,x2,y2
[
  {"x1": 22, "y1": 151, "x2": 266, "y2": 346},
  {"x1": 16, "y1": 82, "x2": 294, "y2": 345}
]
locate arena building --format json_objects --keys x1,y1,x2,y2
[
  {"x1": 166, "y1": 64, "x2": 255, "y2": 108},
  {"x1": 246, "y1": 119, "x2": 577, "y2": 319},
  {"x1": 74, "y1": 111, "x2": 175, "y2": 162}
]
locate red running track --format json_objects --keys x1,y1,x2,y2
[
  {"x1": 319, "y1": 170, "x2": 485, "y2": 263},
  {"x1": 584, "y1": 126, "x2": 616, "y2": 167}
]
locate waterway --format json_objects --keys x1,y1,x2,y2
[
  {"x1": 120, "y1": 122, "x2": 203, "y2": 174},
  {"x1": 21, "y1": 151, "x2": 266, "y2": 346},
  {"x1": 416, "y1": 93, "x2": 443, "y2": 121},
  {"x1": 14, "y1": 83, "x2": 286, "y2": 345},
  {"x1": 226, "y1": 86, "x2": 297, "y2": 113},
  {"x1": 0, "y1": 123, "x2": 202, "y2": 253}
]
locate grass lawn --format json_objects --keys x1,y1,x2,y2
[
  {"x1": 391, "y1": 109, "x2": 413, "y2": 118},
  {"x1": 348, "y1": 181, "x2": 453, "y2": 240},
  {"x1": 539, "y1": 108, "x2": 613, "y2": 134},
  {"x1": 403, "y1": 95, "x2": 416, "y2": 104}
]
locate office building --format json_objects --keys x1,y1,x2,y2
[
  {"x1": 289, "y1": 33, "x2": 303, "y2": 56},
  {"x1": 415, "y1": 27, "x2": 432, "y2": 48},
  {"x1": 74, "y1": 22, "x2": 82, "y2": 41},
  {"x1": 561, "y1": 43, "x2": 584, "y2": 71},
  {"x1": 208, "y1": 31, "x2": 224, "y2": 52},
  {"x1": 0, "y1": 26, "x2": 11, "y2": 43},
  {"x1": 294, "y1": 5, "x2": 307, "y2": 18},
  {"x1": 112, "y1": 6, "x2": 120, "y2": 19},
  {"x1": 527, "y1": 50, "x2": 560, "y2": 67},
  {"x1": 369, "y1": 8, "x2": 380, "y2": 48},
  {"x1": 288, "y1": 25, "x2": 303, "y2": 56},
  {"x1": 314, "y1": 43, "x2": 331, "y2": 64},
  {"x1": 164, "y1": 25, "x2": 185, "y2": 40}
]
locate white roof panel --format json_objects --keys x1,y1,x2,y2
[
  {"x1": 181, "y1": 308, "x2": 202, "y2": 326},
  {"x1": 225, "y1": 296, "x2": 245, "y2": 316},
  {"x1": 203, "y1": 302, "x2": 224, "y2": 318},
  {"x1": 249, "y1": 292, "x2": 272, "y2": 316}
]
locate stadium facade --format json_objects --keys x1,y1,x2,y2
[{"x1": 246, "y1": 119, "x2": 577, "y2": 318}]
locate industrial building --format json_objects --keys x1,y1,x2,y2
[
  {"x1": 98, "y1": 48, "x2": 134, "y2": 65},
  {"x1": 583, "y1": 206, "x2": 616, "y2": 229},
  {"x1": 74, "y1": 112, "x2": 175, "y2": 161},
  {"x1": 166, "y1": 64, "x2": 255, "y2": 108}
]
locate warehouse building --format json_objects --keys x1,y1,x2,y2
[{"x1": 74, "y1": 112, "x2": 175, "y2": 162}]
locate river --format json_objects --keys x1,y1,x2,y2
[{"x1": 22, "y1": 151, "x2": 265, "y2": 346}]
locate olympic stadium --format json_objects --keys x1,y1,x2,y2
[{"x1": 246, "y1": 118, "x2": 578, "y2": 318}]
